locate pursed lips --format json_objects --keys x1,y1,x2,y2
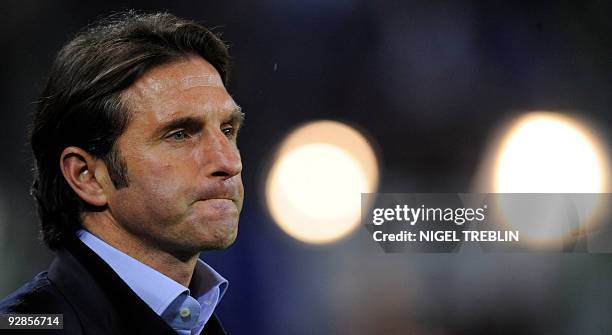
[
  {"x1": 193, "y1": 196, "x2": 238, "y2": 205},
  {"x1": 191, "y1": 180, "x2": 242, "y2": 206},
  {"x1": 193, "y1": 189, "x2": 241, "y2": 205},
  {"x1": 192, "y1": 198, "x2": 239, "y2": 215}
]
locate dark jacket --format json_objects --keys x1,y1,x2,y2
[{"x1": 0, "y1": 236, "x2": 227, "y2": 335}]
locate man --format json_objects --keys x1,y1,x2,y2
[{"x1": 0, "y1": 11, "x2": 243, "y2": 335}]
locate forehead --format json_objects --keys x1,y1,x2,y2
[
  {"x1": 122, "y1": 56, "x2": 238, "y2": 125},
  {"x1": 128, "y1": 56, "x2": 226, "y2": 101}
]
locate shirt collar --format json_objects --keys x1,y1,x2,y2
[
  {"x1": 190, "y1": 259, "x2": 228, "y2": 301},
  {"x1": 77, "y1": 229, "x2": 228, "y2": 316}
]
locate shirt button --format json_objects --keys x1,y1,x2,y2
[{"x1": 180, "y1": 308, "x2": 191, "y2": 318}]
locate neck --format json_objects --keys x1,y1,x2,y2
[{"x1": 81, "y1": 211, "x2": 199, "y2": 287}]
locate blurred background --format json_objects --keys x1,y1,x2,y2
[{"x1": 1, "y1": 1, "x2": 612, "y2": 334}]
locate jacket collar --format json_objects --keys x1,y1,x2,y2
[{"x1": 47, "y1": 236, "x2": 227, "y2": 335}]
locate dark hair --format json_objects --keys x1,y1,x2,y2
[{"x1": 30, "y1": 11, "x2": 231, "y2": 249}]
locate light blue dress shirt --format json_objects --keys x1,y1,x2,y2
[{"x1": 77, "y1": 230, "x2": 227, "y2": 335}]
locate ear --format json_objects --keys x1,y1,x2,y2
[{"x1": 59, "y1": 147, "x2": 108, "y2": 207}]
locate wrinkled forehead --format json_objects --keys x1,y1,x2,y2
[
  {"x1": 136, "y1": 73, "x2": 225, "y2": 95},
  {"x1": 126, "y1": 57, "x2": 227, "y2": 102}
]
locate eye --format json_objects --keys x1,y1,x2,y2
[
  {"x1": 222, "y1": 125, "x2": 237, "y2": 138},
  {"x1": 168, "y1": 130, "x2": 188, "y2": 141}
]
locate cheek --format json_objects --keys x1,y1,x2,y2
[
  {"x1": 124, "y1": 156, "x2": 195, "y2": 211},
  {"x1": 147, "y1": 165, "x2": 183, "y2": 198},
  {"x1": 114, "y1": 142, "x2": 215, "y2": 219}
]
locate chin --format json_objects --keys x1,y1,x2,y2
[
  {"x1": 198, "y1": 223, "x2": 239, "y2": 251},
  {"x1": 213, "y1": 233, "x2": 238, "y2": 250},
  {"x1": 199, "y1": 236, "x2": 237, "y2": 251}
]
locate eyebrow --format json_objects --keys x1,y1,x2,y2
[
  {"x1": 232, "y1": 105, "x2": 245, "y2": 127},
  {"x1": 153, "y1": 106, "x2": 245, "y2": 139}
]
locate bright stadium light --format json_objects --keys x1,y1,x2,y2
[
  {"x1": 495, "y1": 112, "x2": 607, "y2": 193},
  {"x1": 491, "y1": 112, "x2": 609, "y2": 244},
  {"x1": 265, "y1": 121, "x2": 379, "y2": 244}
]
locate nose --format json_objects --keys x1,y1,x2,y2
[{"x1": 203, "y1": 129, "x2": 242, "y2": 179}]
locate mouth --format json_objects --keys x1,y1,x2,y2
[
  {"x1": 192, "y1": 182, "x2": 243, "y2": 210},
  {"x1": 195, "y1": 196, "x2": 236, "y2": 203},
  {"x1": 194, "y1": 198, "x2": 238, "y2": 210}
]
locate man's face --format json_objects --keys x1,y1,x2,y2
[{"x1": 105, "y1": 56, "x2": 243, "y2": 255}]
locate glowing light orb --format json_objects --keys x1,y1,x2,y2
[
  {"x1": 265, "y1": 121, "x2": 378, "y2": 244},
  {"x1": 495, "y1": 112, "x2": 606, "y2": 193},
  {"x1": 492, "y1": 112, "x2": 609, "y2": 244}
]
